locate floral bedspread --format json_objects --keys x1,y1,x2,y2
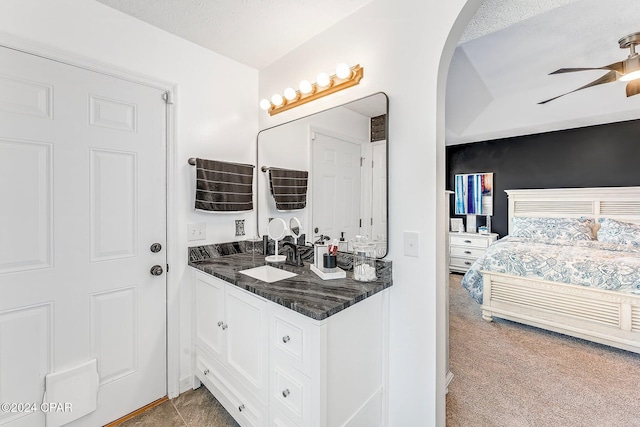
[{"x1": 461, "y1": 237, "x2": 640, "y2": 304}]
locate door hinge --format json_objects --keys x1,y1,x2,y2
[
  {"x1": 166, "y1": 264, "x2": 170, "y2": 272},
  {"x1": 359, "y1": 218, "x2": 362, "y2": 227},
  {"x1": 360, "y1": 157, "x2": 364, "y2": 167},
  {"x1": 163, "y1": 92, "x2": 174, "y2": 105},
  {"x1": 371, "y1": 218, "x2": 373, "y2": 225}
]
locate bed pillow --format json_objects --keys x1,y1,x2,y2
[
  {"x1": 511, "y1": 217, "x2": 595, "y2": 241},
  {"x1": 597, "y1": 218, "x2": 640, "y2": 248}
]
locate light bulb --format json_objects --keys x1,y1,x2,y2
[
  {"x1": 620, "y1": 70, "x2": 640, "y2": 82},
  {"x1": 284, "y1": 87, "x2": 298, "y2": 101},
  {"x1": 336, "y1": 63, "x2": 351, "y2": 79},
  {"x1": 259, "y1": 99, "x2": 272, "y2": 110},
  {"x1": 271, "y1": 93, "x2": 284, "y2": 107},
  {"x1": 299, "y1": 80, "x2": 313, "y2": 94},
  {"x1": 316, "y1": 72, "x2": 331, "y2": 88}
]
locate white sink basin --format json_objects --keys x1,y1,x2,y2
[{"x1": 239, "y1": 265, "x2": 297, "y2": 283}]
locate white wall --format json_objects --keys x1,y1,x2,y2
[
  {"x1": 0, "y1": 0, "x2": 258, "y2": 396},
  {"x1": 259, "y1": 0, "x2": 473, "y2": 424}
]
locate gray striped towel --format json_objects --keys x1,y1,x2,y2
[
  {"x1": 268, "y1": 168, "x2": 308, "y2": 211},
  {"x1": 195, "y1": 158, "x2": 254, "y2": 212}
]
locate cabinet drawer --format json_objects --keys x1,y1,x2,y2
[
  {"x1": 450, "y1": 256, "x2": 476, "y2": 270},
  {"x1": 450, "y1": 234, "x2": 490, "y2": 248},
  {"x1": 270, "y1": 405, "x2": 297, "y2": 427},
  {"x1": 450, "y1": 246, "x2": 485, "y2": 258},
  {"x1": 271, "y1": 364, "x2": 312, "y2": 426},
  {"x1": 270, "y1": 307, "x2": 315, "y2": 376},
  {"x1": 196, "y1": 348, "x2": 266, "y2": 427}
]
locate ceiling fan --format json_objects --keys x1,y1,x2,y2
[{"x1": 539, "y1": 32, "x2": 640, "y2": 104}]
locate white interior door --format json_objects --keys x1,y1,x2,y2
[
  {"x1": 0, "y1": 46, "x2": 166, "y2": 426},
  {"x1": 311, "y1": 131, "x2": 361, "y2": 242}
]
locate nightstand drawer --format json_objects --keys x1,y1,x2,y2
[
  {"x1": 450, "y1": 234, "x2": 491, "y2": 248},
  {"x1": 450, "y1": 256, "x2": 476, "y2": 270},
  {"x1": 450, "y1": 246, "x2": 485, "y2": 258}
]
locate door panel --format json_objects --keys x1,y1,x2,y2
[
  {"x1": 312, "y1": 132, "x2": 361, "y2": 241},
  {"x1": 0, "y1": 139, "x2": 52, "y2": 273},
  {"x1": 0, "y1": 303, "x2": 51, "y2": 427},
  {"x1": 195, "y1": 274, "x2": 226, "y2": 359},
  {"x1": 225, "y1": 286, "x2": 268, "y2": 399},
  {"x1": 89, "y1": 149, "x2": 137, "y2": 261},
  {"x1": 0, "y1": 46, "x2": 166, "y2": 426}
]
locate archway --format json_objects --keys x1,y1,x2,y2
[{"x1": 435, "y1": 1, "x2": 485, "y2": 425}]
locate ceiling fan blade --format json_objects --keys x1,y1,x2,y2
[
  {"x1": 626, "y1": 80, "x2": 640, "y2": 97},
  {"x1": 549, "y1": 61, "x2": 624, "y2": 75},
  {"x1": 539, "y1": 70, "x2": 619, "y2": 104}
]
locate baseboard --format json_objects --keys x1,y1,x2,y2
[
  {"x1": 104, "y1": 396, "x2": 168, "y2": 427},
  {"x1": 179, "y1": 375, "x2": 200, "y2": 394}
]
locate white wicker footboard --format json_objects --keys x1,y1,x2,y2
[{"x1": 481, "y1": 271, "x2": 640, "y2": 354}]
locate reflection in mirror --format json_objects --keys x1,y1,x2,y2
[
  {"x1": 257, "y1": 92, "x2": 388, "y2": 257},
  {"x1": 289, "y1": 217, "x2": 302, "y2": 239}
]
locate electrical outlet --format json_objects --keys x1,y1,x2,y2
[
  {"x1": 404, "y1": 231, "x2": 419, "y2": 257},
  {"x1": 187, "y1": 223, "x2": 206, "y2": 241}
]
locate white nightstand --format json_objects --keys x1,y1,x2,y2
[{"x1": 449, "y1": 232, "x2": 498, "y2": 273}]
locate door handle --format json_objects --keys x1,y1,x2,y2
[
  {"x1": 150, "y1": 243, "x2": 162, "y2": 253},
  {"x1": 150, "y1": 265, "x2": 164, "y2": 276}
]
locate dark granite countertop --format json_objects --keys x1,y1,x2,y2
[{"x1": 189, "y1": 252, "x2": 393, "y2": 321}]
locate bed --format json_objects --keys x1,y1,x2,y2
[{"x1": 462, "y1": 186, "x2": 640, "y2": 354}]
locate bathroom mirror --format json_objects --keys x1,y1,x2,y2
[
  {"x1": 289, "y1": 217, "x2": 302, "y2": 239},
  {"x1": 257, "y1": 92, "x2": 388, "y2": 257}
]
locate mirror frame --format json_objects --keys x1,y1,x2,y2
[{"x1": 256, "y1": 92, "x2": 389, "y2": 258}]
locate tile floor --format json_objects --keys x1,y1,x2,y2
[{"x1": 115, "y1": 386, "x2": 239, "y2": 427}]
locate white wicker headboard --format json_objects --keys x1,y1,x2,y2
[{"x1": 506, "y1": 187, "x2": 640, "y2": 234}]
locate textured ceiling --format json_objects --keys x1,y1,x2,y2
[
  {"x1": 459, "y1": 0, "x2": 580, "y2": 44},
  {"x1": 94, "y1": 0, "x2": 373, "y2": 69}
]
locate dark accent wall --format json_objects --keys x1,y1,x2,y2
[{"x1": 446, "y1": 119, "x2": 640, "y2": 237}]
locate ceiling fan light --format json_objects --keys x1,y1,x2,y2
[{"x1": 620, "y1": 70, "x2": 640, "y2": 82}]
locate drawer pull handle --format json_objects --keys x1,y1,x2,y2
[
  {"x1": 464, "y1": 261, "x2": 472, "y2": 266},
  {"x1": 464, "y1": 240, "x2": 472, "y2": 244},
  {"x1": 464, "y1": 251, "x2": 472, "y2": 254},
  {"x1": 282, "y1": 389, "x2": 290, "y2": 398},
  {"x1": 238, "y1": 404, "x2": 245, "y2": 412},
  {"x1": 217, "y1": 321, "x2": 223, "y2": 327},
  {"x1": 221, "y1": 323, "x2": 228, "y2": 330},
  {"x1": 203, "y1": 369, "x2": 209, "y2": 376},
  {"x1": 282, "y1": 335, "x2": 290, "y2": 343}
]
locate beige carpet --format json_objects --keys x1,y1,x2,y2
[{"x1": 446, "y1": 273, "x2": 640, "y2": 427}]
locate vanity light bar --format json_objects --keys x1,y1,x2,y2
[{"x1": 260, "y1": 64, "x2": 364, "y2": 116}]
